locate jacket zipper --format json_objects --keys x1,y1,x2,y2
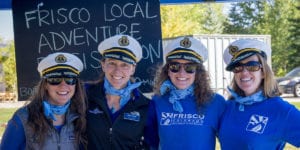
[{"x1": 109, "y1": 127, "x2": 113, "y2": 150}]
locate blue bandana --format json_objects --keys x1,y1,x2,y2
[
  {"x1": 227, "y1": 87, "x2": 266, "y2": 111},
  {"x1": 104, "y1": 77, "x2": 142, "y2": 113},
  {"x1": 42, "y1": 100, "x2": 71, "y2": 121},
  {"x1": 160, "y1": 80, "x2": 194, "y2": 113}
]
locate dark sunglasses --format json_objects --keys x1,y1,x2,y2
[
  {"x1": 168, "y1": 62, "x2": 198, "y2": 74},
  {"x1": 232, "y1": 61, "x2": 262, "y2": 73},
  {"x1": 46, "y1": 77, "x2": 77, "y2": 85}
]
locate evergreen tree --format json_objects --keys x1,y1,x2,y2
[
  {"x1": 287, "y1": 2, "x2": 300, "y2": 70},
  {"x1": 223, "y1": 1, "x2": 265, "y2": 34}
]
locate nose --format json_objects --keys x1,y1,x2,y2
[
  {"x1": 240, "y1": 66, "x2": 250, "y2": 73},
  {"x1": 178, "y1": 65, "x2": 186, "y2": 74},
  {"x1": 58, "y1": 79, "x2": 68, "y2": 86},
  {"x1": 112, "y1": 64, "x2": 122, "y2": 72}
]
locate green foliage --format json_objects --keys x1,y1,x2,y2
[
  {"x1": 286, "y1": 2, "x2": 300, "y2": 71},
  {"x1": 223, "y1": 1, "x2": 265, "y2": 34},
  {"x1": 0, "y1": 39, "x2": 17, "y2": 92},
  {"x1": 223, "y1": 0, "x2": 298, "y2": 76},
  {"x1": 160, "y1": 3, "x2": 226, "y2": 38}
]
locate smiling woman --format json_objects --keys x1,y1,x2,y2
[{"x1": 0, "y1": 52, "x2": 87, "y2": 149}]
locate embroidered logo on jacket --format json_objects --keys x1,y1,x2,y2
[
  {"x1": 88, "y1": 108, "x2": 103, "y2": 114},
  {"x1": 246, "y1": 114, "x2": 268, "y2": 134},
  {"x1": 160, "y1": 112, "x2": 205, "y2": 126},
  {"x1": 124, "y1": 111, "x2": 140, "y2": 122}
]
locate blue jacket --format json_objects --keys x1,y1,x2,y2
[
  {"x1": 86, "y1": 82, "x2": 150, "y2": 150},
  {"x1": 0, "y1": 107, "x2": 80, "y2": 150}
]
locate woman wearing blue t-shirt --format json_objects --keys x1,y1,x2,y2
[
  {"x1": 145, "y1": 36, "x2": 226, "y2": 150},
  {"x1": 219, "y1": 39, "x2": 300, "y2": 149}
]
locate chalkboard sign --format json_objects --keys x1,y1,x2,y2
[{"x1": 12, "y1": 0, "x2": 162, "y2": 101}]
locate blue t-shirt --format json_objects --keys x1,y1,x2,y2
[
  {"x1": 145, "y1": 93, "x2": 226, "y2": 150},
  {"x1": 219, "y1": 96, "x2": 300, "y2": 150}
]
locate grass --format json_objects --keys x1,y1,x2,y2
[
  {"x1": 0, "y1": 108, "x2": 18, "y2": 138},
  {"x1": 1, "y1": 102, "x2": 300, "y2": 149}
]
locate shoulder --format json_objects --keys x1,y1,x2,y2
[
  {"x1": 134, "y1": 90, "x2": 150, "y2": 106},
  {"x1": 266, "y1": 96, "x2": 296, "y2": 111},
  {"x1": 209, "y1": 93, "x2": 226, "y2": 105},
  {"x1": 84, "y1": 82, "x2": 103, "y2": 92},
  {"x1": 13, "y1": 107, "x2": 30, "y2": 124},
  {"x1": 14, "y1": 107, "x2": 29, "y2": 117}
]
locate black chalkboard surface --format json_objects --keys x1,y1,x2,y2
[{"x1": 12, "y1": 0, "x2": 162, "y2": 101}]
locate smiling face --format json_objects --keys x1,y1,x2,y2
[
  {"x1": 101, "y1": 58, "x2": 136, "y2": 89},
  {"x1": 233, "y1": 55, "x2": 264, "y2": 96},
  {"x1": 46, "y1": 80, "x2": 75, "y2": 105},
  {"x1": 168, "y1": 59, "x2": 196, "y2": 90}
]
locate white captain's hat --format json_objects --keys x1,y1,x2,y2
[
  {"x1": 37, "y1": 52, "x2": 83, "y2": 77},
  {"x1": 223, "y1": 39, "x2": 270, "y2": 71},
  {"x1": 98, "y1": 35, "x2": 143, "y2": 65},
  {"x1": 164, "y1": 36, "x2": 208, "y2": 63}
]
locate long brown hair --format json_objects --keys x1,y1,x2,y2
[
  {"x1": 26, "y1": 78, "x2": 87, "y2": 148},
  {"x1": 153, "y1": 61, "x2": 214, "y2": 109}
]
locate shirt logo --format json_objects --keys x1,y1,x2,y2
[
  {"x1": 124, "y1": 111, "x2": 140, "y2": 122},
  {"x1": 246, "y1": 114, "x2": 268, "y2": 134},
  {"x1": 160, "y1": 112, "x2": 205, "y2": 126},
  {"x1": 88, "y1": 108, "x2": 103, "y2": 114}
]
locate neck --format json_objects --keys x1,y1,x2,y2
[
  {"x1": 53, "y1": 114, "x2": 65, "y2": 126},
  {"x1": 106, "y1": 95, "x2": 121, "y2": 111}
]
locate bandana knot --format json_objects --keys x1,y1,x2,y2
[
  {"x1": 160, "y1": 80, "x2": 194, "y2": 113},
  {"x1": 227, "y1": 87, "x2": 266, "y2": 111},
  {"x1": 104, "y1": 77, "x2": 142, "y2": 113},
  {"x1": 43, "y1": 100, "x2": 71, "y2": 121}
]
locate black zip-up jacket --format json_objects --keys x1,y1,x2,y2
[{"x1": 86, "y1": 82, "x2": 150, "y2": 150}]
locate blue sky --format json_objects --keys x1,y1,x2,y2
[{"x1": 0, "y1": 10, "x2": 13, "y2": 41}]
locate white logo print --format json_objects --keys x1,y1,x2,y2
[
  {"x1": 246, "y1": 114, "x2": 268, "y2": 134},
  {"x1": 160, "y1": 112, "x2": 205, "y2": 126}
]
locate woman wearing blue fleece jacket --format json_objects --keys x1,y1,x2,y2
[
  {"x1": 219, "y1": 39, "x2": 300, "y2": 150},
  {"x1": 0, "y1": 52, "x2": 87, "y2": 150},
  {"x1": 145, "y1": 36, "x2": 226, "y2": 150}
]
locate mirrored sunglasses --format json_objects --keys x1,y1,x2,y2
[
  {"x1": 232, "y1": 61, "x2": 262, "y2": 73},
  {"x1": 46, "y1": 77, "x2": 77, "y2": 85},
  {"x1": 168, "y1": 62, "x2": 198, "y2": 74}
]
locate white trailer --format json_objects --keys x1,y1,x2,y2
[{"x1": 163, "y1": 34, "x2": 271, "y2": 98}]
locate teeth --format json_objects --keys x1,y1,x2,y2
[
  {"x1": 112, "y1": 76, "x2": 122, "y2": 80},
  {"x1": 58, "y1": 91, "x2": 68, "y2": 95},
  {"x1": 177, "y1": 77, "x2": 187, "y2": 81},
  {"x1": 241, "y1": 78, "x2": 251, "y2": 82}
]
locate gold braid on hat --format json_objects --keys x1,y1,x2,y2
[
  {"x1": 166, "y1": 37, "x2": 203, "y2": 61},
  {"x1": 102, "y1": 35, "x2": 137, "y2": 62},
  {"x1": 41, "y1": 54, "x2": 80, "y2": 76},
  {"x1": 229, "y1": 45, "x2": 260, "y2": 60}
]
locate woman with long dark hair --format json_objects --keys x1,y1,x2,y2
[
  {"x1": 1, "y1": 52, "x2": 87, "y2": 149},
  {"x1": 146, "y1": 36, "x2": 226, "y2": 149}
]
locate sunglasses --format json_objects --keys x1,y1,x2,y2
[
  {"x1": 46, "y1": 77, "x2": 77, "y2": 85},
  {"x1": 232, "y1": 61, "x2": 262, "y2": 73},
  {"x1": 168, "y1": 62, "x2": 198, "y2": 74}
]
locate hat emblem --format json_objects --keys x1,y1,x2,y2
[
  {"x1": 229, "y1": 45, "x2": 239, "y2": 57},
  {"x1": 55, "y1": 54, "x2": 67, "y2": 63},
  {"x1": 118, "y1": 36, "x2": 130, "y2": 46},
  {"x1": 180, "y1": 37, "x2": 192, "y2": 48}
]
